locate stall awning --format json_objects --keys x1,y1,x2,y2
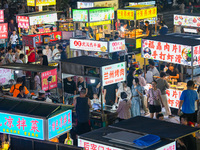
[
  {"x1": 109, "y1": 116, "x2": 200, "y2": 140},
  {"x1": 61, "y1": 56, "x2": 120, "y2": 68},
  {"x1": 16, "y1": 11, "x2": 60, "y2": 17},
  {"x1": 0, "y1": 63, "x2": 56, "y2": 72},
  {"x1": 0, "y1": 97, "x2": 73, "y2": 119}
]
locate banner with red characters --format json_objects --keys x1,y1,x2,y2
[{"x1": 174, "y1": 14, "x2": 200, "y2": 27}]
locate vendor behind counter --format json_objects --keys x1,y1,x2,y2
[{"x1": 166, "y1": 63, "x2": 180, "y2": 80}]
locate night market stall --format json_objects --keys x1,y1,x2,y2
[
  {"x1": 117, "y1": 5, "x2": 157, "y2": 50},
  {"x1": 0, "y1": 97, "x2": 73, "y2": 147},
  {"x1": 78, "y1": 116, "x2": 200, "y2": 150},
  {"x1": 61, "y1": 56, "x2": 126, "y2": 128},
  {"x1": 72, "y1": 7, "x2": 115, "y2": 40},
  {"x1": 141, "y1": 33, "x2": 200, "y2": 112}
]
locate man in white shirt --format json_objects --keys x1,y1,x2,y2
[
  {"x1": 10, "y1": 31, "x2": 18, "y2": 50},
  {"x1": 149, "y1": 60, "x2": 160, "y2": 77}
]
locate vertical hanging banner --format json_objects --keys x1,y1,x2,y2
[
  {"x1": 0, "y1": 10, "x2": 4, "y2": 22},
  {"x1": 22, "y1": 36, "x2": 36, "y2": 47},
  {"x1": 0, "y1": 23, "x2": 8, "y2": 39}
]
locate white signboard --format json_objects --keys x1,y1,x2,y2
[
  {"x1": 109, "y1": 39, "x2": 125, "y2": 53},
  {"x1": 155, "y1": 141, "x2": 176, "y2": 150},
  {"x1": 77, "y1": 2, "x2": 94, "y2": 8},
  {"x1": 78, "y1": 138, "x2": 123, "y2": 150},
  {"x1": 142, "y1": 39, "x2": 194, "y2": 66},
  {"x1": 129, "y1": 1, "x2": 156, "y2": 6},
  {"x1": 29, "y1": 13, "x2": 57, "y2": 25},
  {"x1": 102, "y1": 62, "x2": 126, "y2": 86},
  {"x1": 0, "y1": 69, "x2": 13, "y2": 85},
  {"x1": 70, "y1": 39, "x2": 108, "y2": 52},
  {"x1": 174, "y1": 14, "x2": 200, "y2": 27}
]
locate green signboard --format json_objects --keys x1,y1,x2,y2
[{"x1": 73, "y1": 9, "x2": 88, "y2": 22}]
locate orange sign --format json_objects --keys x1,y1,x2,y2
[
  {"x1": 117, "y1": 9, "x2": 134, "y2": 20},
  {"x1": 136, "y1": 7, "x2": 157, "y2": 20}
]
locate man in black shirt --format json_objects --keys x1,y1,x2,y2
[
  {"x1": 77, "y1": 77, "x2": 88, "y2": 94},
  {"x1": 35, "y1": 90, "x2": 46, "y2": 101},
  {"x1": 64, "y1": 77, "x2": 76, "y2": 104},
  {"x1": 144, "y1": 21, "x2": 152, "y2": 37},
  {"x1": 103, "y1": 83, "x2": 118, "y2": 105},
  {"x1": 38, "y1": 50, "x2": 48, "y2": 66},
  {"x1": 166, "y1": 63, "x2": 179, "y2": 80}
]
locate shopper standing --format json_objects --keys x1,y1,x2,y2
[
  {"x1": 156, "y1": 72, "x2": 173, "y2": 118},
  {"x1": 127, "y1": 68, "x2": 136, "y2": 88},
  {"x1": 179, "y1": 2, "x2": 185, "y2": 14},
  {"x1": 178, "y1": 80, "x2": 199, "y2": 122},
  {"x1": 73, "y1": 88, "x2": 92, "y2": 135},
  {"x1": 38, "y1": 50, "x2": 48, "y2": 66},
  {"x1": 147, "y1": 80, "x2": 164, "y2": 119},
  {"x1": 149, "y1": 60, "x2": 160, "y2": 77},
  {"x1": 188, "y1": 2, "x2": 193, "y2": 13}
]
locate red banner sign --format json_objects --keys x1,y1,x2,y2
[
  {"x1": 17, "y1": 16, "x2": 29, "y2": 29},
  {"x1": 0, "y1": 23, "x2": 8, "y2": 39},
  {"x1": 0, "y1": 10, "x2": 4, "y2": 22},
  {"x1": 41, "y1": 68, "x2": 57, "y2": 91},
  {"x1": 28, "y1": 31, "x2": 62, "y2": 44},
  {"x1": 22, "y1": 36, "x2": 35, "y2": 47}
]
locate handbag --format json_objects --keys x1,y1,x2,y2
[{"x1": 151, "y1": 89, "x2": 161, "y2": 106}]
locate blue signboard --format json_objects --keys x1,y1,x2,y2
[
  {"x1": 48, "y1": 110, "x2": 72, "y2": 139},
  {"x1": 0, "y1": 112, "x2": 44, "y2": 140}
]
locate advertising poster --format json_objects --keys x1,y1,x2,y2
[
  {"x1": 77, "y1": 2, "x2": 94, "y2": 8},
  {"x1": 70, "y1": 39, "x2": 108, "y2": 52},
  {"x1": 89, "y1": 7, "x2": 114, "y2": 22},
  {"x1": 48, "y1": 110, "x2": 72, "y2": 139},
  {"x1": 102, "y1": 62, "x2": 126, "y2": 86},
  {"x1": 174, "y1": 14, "x2": 200, "y2": 27},
  {"x1": 29, "y1": 13, "x2": 57, "y2": 25},
  {"x1": 41, "y1": 68, "x2": 57, "y2": 91},
  {"x1": 0, "y1": 112, "x2": 44, "y2": 140},
  {"x1": 17, "y1": 16, "x2": 29, "y2": 29},
  {"x1": 0, "y1": 23, "x2": 8, "y2": 39},
  {"x1": 142, "y1": 39, "x2": 194, "y2": 66}
]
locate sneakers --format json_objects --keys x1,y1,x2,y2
[{"x1": 168, "y1": 115, "x2": 175, "y2": 118}]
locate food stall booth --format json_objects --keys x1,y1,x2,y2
[
  {"x1": 78, "y1": 116, "x2": 200, "y2": 150},
  {"x1": 0, "y1": 63, "x2": 58, "y2": 97},
  {"x1": 16, "y1": 11, "x2": 59, "y2": 37},
  {"x1": 0, "y1": 97, "x2": 74, "y2": 148},
  {"x1": 117, "y1": 5, "x2": 157, "y2": 50},
  {"x1": 61, "y1": 56, "x2": 126, "y2": 128},
  {"x1": 174, "y1": 13, "x2": 200, "y2": 34},
  {"x1": 72, "y1": 7, "x2": 115, "y2": 40},
  {"x1": 141, "y1": 33, "x2": 200, "y2": 113}
]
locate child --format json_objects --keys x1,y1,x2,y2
[
  {"x1": 91, "y1": 93, "x2": 99, "y2": 104},
  {"x1": 17, "y1": 86, "x2": 26, "y2": 98},
  {"x1": 156, "y1": 113, "x2": 164, "y2": 120}
]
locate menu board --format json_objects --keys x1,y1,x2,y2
[
  {"x1": 29, "y1": 13, "x2": 57, "y2": 25},
  {"x1": 174, "y1": 14, "x2": 200, "y2": 27},
  {"x1": 89, "y1": 7, "x2": 114, "y2": 22},
  {"x1": 72, "y1": 9, "x2": 88, "y2": 22},
  {"x1": 77, "y1": 2, "x2": 94, "y2": 8}
]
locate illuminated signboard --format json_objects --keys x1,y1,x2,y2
[
  {"x1": 86, "y1": 20, "x2": 111, "y2": 27},
  {"x1": 94, "y1": 1, "x2": 118, "y2": 10},
  {"x1": 77, "y1": 2, "x2": 94, "y2": 8},
  {"x1": 41, "y1": 68, "x2": 57, "y2": 91},
  {"x1": 142, "y1": 39, "x2": 195, "y2": 66},
  {"x1": 102, "y1": 62, "x2": 126, "y2": 86},
  {"x1": 29, "y1": 13, "x2": 57, "y2": 25},
  {"x1": 0, "y1": 112, "x2": 44, "y2": 140},
  {"x1": 193, "y1": 45, "x2": 200, "y2": 66},
  {"x1": 129, "y1": 1, "x2": 155, "y2": 6},
  {"x1": 0, "y1": 23, "x2": 8, "y2": 39},
  {"x1": 109, "y1": 39, "x2": 125, "y2": 53},
  {"x1": 156, "y1": 141, "x2": 176, "y2": 150},
  {"x1": 136, "y1": 7, "x2": 157, "y2": 20},
  {"x1": 89, "y1": 7, "x2": 114, "y2": 22},
  {"x1": 27, "y1": 0, "x2": 56, "y2": 6},
  {"x1": 17, "y1": 16, "x2": 29, "y2": 29},
  {"x1": 48, "y1": 110, "x2": 72, "y2": 139},
  {"x1": 117, "y1": 9, "x2": 135, "y2": 20},
  {"x1": 174, "y1": 14, "x2": 200, "y2": 27},
  {"x1": 78, "y1": 138, "x2": 123, "y2": 150},
  {"x1": 72, "y1": 9, "x2": 88, "y2": 22},
  {"x1": 0, "y1": 10, "x2": 4, "y2": 22},
  {"x1": 70, "y1": 39, "x2": 108, "y2": 52},
  {"x1": 0, "y1": 69, "x2": 13, "y2": 85}
]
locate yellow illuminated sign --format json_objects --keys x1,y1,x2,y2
[
  {"x1": 94, "y1": 0, "x2": 118, "y2": 11},
  {"x1": 117, "y1": 10, "x2": 134, "y2": 20},
  {"x1": 86, "y1": 20, "x2": 111, "y2": 27},
  {"x1": 136, "y1": 7, "x2": 157, "y2": 20},
  {"x1": 27, "y1": 0, "x2": 56, "y2": 6},
  {"x1": 136, "y1": 38, "x2": 142, "y2": 48}
]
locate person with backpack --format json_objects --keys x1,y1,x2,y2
[{"x1": 9, "y1": 77, "x2": 29, "y2": 97}]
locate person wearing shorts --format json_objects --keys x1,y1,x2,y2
[{"x1": 147, "y1": 80, "x2": 164, "y2": 119}]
